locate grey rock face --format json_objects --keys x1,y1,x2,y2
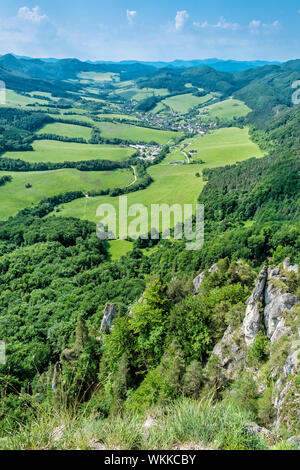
[
  {"x1": 100, "y1": 303, "x2": 118, "y2": 334},
  {"x1": 283, "y1": 257, "x2": 299, "y2": 274},
  {"x1": 243, "y1": 266, "x2": 268, "y2": 345},
  {"x1": 270, "y1": 317, "x2": 291, "y2": 344},
  {"x1": 212, "y1": 326, "x2": 246, "y2": 380},
  {"x1": 243, "y1": 263, "x2": 298, "y2": 344},
  {"x1": 193, "y1": 271, "x2": 205, "y2": 295},
  {"x1": 193, "y1": 263, "x2": 219, "y2": 295},
  {"x1": 264, "y1": 270, "x2": 298, "y2": 340},
  {"x1": 208, "y1": 263, "x2": 219, "y2": 274}
]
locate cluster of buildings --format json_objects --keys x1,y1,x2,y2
[{"x1": 129, "y1": 144, "x2": 163, "y2": 161}]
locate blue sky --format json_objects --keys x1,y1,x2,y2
[{"x1": 0, "y1": 1, "x2": 299, "y2": 61}]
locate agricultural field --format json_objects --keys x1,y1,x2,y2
[
  {"x1": 0, "y1": 168, "x2": 132, "y2": 220},
  {"x1": 199, "y1": 98, "x2": 251, "y2": 121},
  {"x1": 47, "y1": 113, "x2": 95, "y2": 124},
  {"x1": 98, "y1": 113, "x2": 141, "y2": 122},
  {"x1": 1, "y1": 89, "x2": 49, "y2": 107},
  {"x1": 96, "y1": 121, "x2": 180, "y2": 144},
  {"x1": 28, "y1": 91, "x2": 59, "y2": 101},
  {"x1": 114, "y1": 86, "x2": 169, "y2": 101},
  {"x1": 37, "y1": 122, "x2": 92, "y2": 139},
  {"x1": 3, "y1": 140, "x2": 136, "y2": 163},
  {"x1": 53, "y1": 162, "x2": 206, "y2": 227},
  {"x1": 78, "y1": 71, "x2": 120, "y2": 82},
  {"x1": 55, "y1": 126, "x2": 264, "y2": 234},
  {"x1": 160, "y1": 93, "x2": 213, "y2": 114},
  {"x1": 179, "y1": 127, "x2": 264, "y2": 166}
]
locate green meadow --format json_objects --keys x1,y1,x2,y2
[
  {"x1": 78, "y1": 71, "x2": 120, "y2": 82},
  {"x1": 37, "y1": 122, "x2": 92, "y2": 139},
  {"x1": 98, "y1": 113, "x2": 141, "y2": 122},
  {"x1": 47, "y1": 113, "x2": 95, "y2": 124},
  {"x1": 182, "y1": 127, "x2": 263, "y2": 165},
  {"x1": 52, "y1": 162, "x2": 206, "y2": 225},
  {"x1": 1, "y1": 89, "x2": 49, "y2": 107},
  {"x1": 160, "y1": 93, "x2": 213, "y2": 114},
  {"x1": 3, "y1": 140, "x2": 136, "y2": 164},
  {"x1": 55, "y1": 126, "x2": 264, "y2": 230},
  {"x1": 200, "y1": 98, "x2": 251, "y2": 121},
  {"x1": 96, "y1": 121, "x2": 179, "y2": 144},
  {"x1": 0, "y1": 168, "x2": 132, "y2": 220},
  {"x1": 114, "y1": 86, "x2": 169, "y2": 101}
]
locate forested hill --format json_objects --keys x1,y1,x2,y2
[{"x1": 0, "y1": 54, "x2": 154, "y2": 81}]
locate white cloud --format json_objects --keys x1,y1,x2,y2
[
  {"x1": 194, "y1": 17, "x2": 240, "y2": 31},
  {"x1": 126, "y1": 9, "x2": 137, "y2": 24},
  {"x1": 249, "y1": 19, "x2": 280, "y2": 34},
  {"x1": 175, "y1": 10, "x2": 189, "y2": 32},
  {"x1": 17, "y1": 6, "x2": 47, "y2": 23}
]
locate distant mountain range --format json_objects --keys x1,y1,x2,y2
[
  {"x1": 12, "y1": 55, "x2": 281, "y2": 73},
  {"x1": 89, "y1": 59, "x2": 282, "y2": 73}
]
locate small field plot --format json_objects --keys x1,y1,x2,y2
[
  {"x1": 3, "y1": 140, "x2": 136, "y2": 164},
  {"x1": 200, "y1": 98, "x2": 251, "y2": 121},
  {"x1": 78, "y1": 72, "x2": 120, "y2": 82},
  {"x1": 96, "y1": 122, "x2": 178, "y2": 144},
  {"x1": 114, "y1": 87, "x2": 169, "y2": 101},
  {"x1": 161, "y1": 93, "x2": 213, "y2": 114},
  {"x1": 98, "y1": 113, "x2": 141, "y2": 122},
  {"x1": 182, "y1": 127, "x2": 264, "y2": 167},
  {"x1": 47, "y1": 114, "x2": 95, "y2": 124},
  {"x1": 37, "y1": 122, "x2": 92, "y2": 140},
  {"x1": 1, "y1": 89, "x2": 49, "y2": 107},
  {"x1": 96, "y1": 121, "x2": 179, "y2": 144},
  {"x1": 0, "y1": 168, "x2": 132, "y2": 220}
]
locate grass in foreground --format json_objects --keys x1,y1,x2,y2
[{"x1": 0, "y1": 398, "x2": 270, "y2": 451}]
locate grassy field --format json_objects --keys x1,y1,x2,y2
[
  {"x1": 114, "y1": 87, "x2": 169, "y2": 101},
  {"x1": 0, "y1": 168, "x2": 132, "y2": 220},
  {"x1": 37, "y1": 122, "x2": 92, "y2": 139},
  {"x1": 200, "y1": 98, "x2": 251, "y2": 121},
  {"x1": 47, "y1": 113, "x2": 95, "y2": 124},
  {"x1": 55, "y1": 126, "x2": 264, "y2": 232},
  {"x1": 108, "y1": 240, "x2": 134, "y2": 260},
  {"x1": 98, "y1": 113, "x2": 141, "y2": 122},
  {"x1": 177, "y1": 127, "x2": 263, "y2": 166},
  {"x1": 78, "y1": 72, "x2": 120, "y2": 82},
  {"x1": 1, "y1": 89, "x2": 49, "y2": 107},
  {"x1": 96, "y1": 121, "x2": 179, "y2": 144},
  {"x1": 54, "y1": 163, "x2": 207, "y2": 227},
  {"x1": 160, "y1": 93, "x2": 213, "y2": 114},
  {"x1": 3, "y1": 140, "x2": 136, "y2": 164}
]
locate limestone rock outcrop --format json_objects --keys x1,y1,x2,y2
[
  {"x1": 193, "y1": 263, "x2": 219, "y2": 295},
  {"x1": 243, "y1": 266, "x2": 268, "y2": 345},
  {"x1": 100, "y1": 303, "x2": 118, "y2": 334},
  {"x1": 243, "y1": 263, "x2": 298, "y2": 345}
]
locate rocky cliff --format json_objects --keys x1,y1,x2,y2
[{"x1": 194, "y1": 258, "x2": 299, "y2": 438}]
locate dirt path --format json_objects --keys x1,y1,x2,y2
[{"x1": 127, "y1": 166, "x2": 137, "y2": 187}]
